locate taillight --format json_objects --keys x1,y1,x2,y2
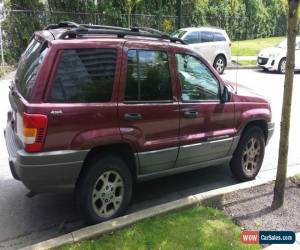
[{"x1": 22, "y1": 113, "x2": 48, "y2": 152}]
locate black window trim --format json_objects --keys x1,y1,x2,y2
[
  {"x1": 175, "y1": 52, "x2": 221, "y2": 103},
  {"x1": 123, "y1": 48, "x2": 174, "y2": 104}
]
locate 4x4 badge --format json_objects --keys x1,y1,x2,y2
[{"x1": 50, "y1": 110, "x2": 63, "y2": 115}]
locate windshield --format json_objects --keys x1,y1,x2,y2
[
  {"x1": 15, "y1": 38, "x2": 48, "y2": 99},
  {"x1": 276, "y1": 39, "x2": 287, "y2": 49},
  {"x1": 171, "y1": 30, "x2": 187, "y2": 39}
]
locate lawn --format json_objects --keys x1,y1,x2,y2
[
  {"x1": 60, "y1": 206, "x2": 260, "y2": 250},
  {"x1": 232, "y1": 36, "x2": 285, "y2": 56},
  {"x1": 292, "y1": 173, "x2": 300, "y2": 184},
  {"x1": 236, "y1": 60, "x2": 257, "y2": 66}
]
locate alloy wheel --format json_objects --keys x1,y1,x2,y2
[
  {"x1": 280, "y1": 59, "x2": 286, "y2": 74},
  {"x1": 92, "y1": 170, "x2": 124, "y2": 218},
  {"x1": 216, "y1": 58, "x2": 224, "y2": 73},
  {"x1": 242, "y1": 137, "x2": 261, "y2": 175}
]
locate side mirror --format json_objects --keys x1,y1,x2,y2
[{"x1": 220, "y1": 86, "x2": 231, "y2": 103}]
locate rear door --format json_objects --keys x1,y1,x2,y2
[
  {"x1": 118, "y1": 42, "x2": 180, "y2": 175},
  {"x1": 174, "y1": 52, "x2": 235, "y2": 168}
]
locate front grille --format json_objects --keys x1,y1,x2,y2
[{"x1": 257, "y1": 57, "x2": 269, "y2": 65}]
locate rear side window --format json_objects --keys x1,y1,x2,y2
[
  {"x1": 125, "y1": 50, "x2": 172, "y2": 102},
  {"x1": 200, "y1": 31, "x2": 214, "y2": 43},
  {"x1": 214, "y1": 32, "x2": 226, "y2": 42},
  {"x1": 15, "y1": 39, "x2": 48, "y2": 99},
  {"x1": 50, "y1": 48, "x2": 116, "y2": 103}
]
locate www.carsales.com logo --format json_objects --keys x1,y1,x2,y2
[{"x1": 241, "y1": 230, "x2": 296, "y2": 244}]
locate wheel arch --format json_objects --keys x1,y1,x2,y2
[
  {"x1": 214, "y1": 53, "x2": 227, "y2": 67},
  {"x1": 76, "y1": 143, "x2": 138, "y2": 187},
  {"x1": 240, "y1": 120, "x2": 268, "y2": 144}
]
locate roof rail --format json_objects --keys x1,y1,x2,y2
[
  {"x1": 45, "y1": 21, "x2": 83, "y2": 30},
  {"x1": 46, "y1": 21, "x2": 186, "y2": 45}
]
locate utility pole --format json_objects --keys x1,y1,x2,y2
[{"x1": 176, "y1": 0, "x2": 181, "y2": 29}]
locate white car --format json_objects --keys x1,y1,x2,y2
[
  {"x1": 257, "y1": 36, "x2": 300, "y2": 74},
  {"x1": 171, "y1": 27, "x2": 232, "y2": 74}
]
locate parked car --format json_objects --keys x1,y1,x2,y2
[
  {"x1": 171, "y1": 27, "x2": 232, "y2": 74},
  {"x1": 257, "y1": 36, "x2": 300, "y2": 73},
  {"x1": 4, "y1": 22, "x2": 274, "y2": 225}
]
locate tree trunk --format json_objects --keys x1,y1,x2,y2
[{"x1": 272, "y1": 0, "x2": 299, "y2": 209}]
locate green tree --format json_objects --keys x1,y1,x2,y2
[{"x1": 272, "y1": 0, "x2": 299, "y2": 209}]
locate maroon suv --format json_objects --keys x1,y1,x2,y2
[{"x1": 4, "y1": 22, "x2": 274, "y2": 224}]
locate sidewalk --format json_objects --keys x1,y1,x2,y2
[
  {"x1": 264, "y1": 232, "x2": 300, "y2": 249},
  {"x1": 232, "y1": 55, "x2": 257, "y2": 61}
]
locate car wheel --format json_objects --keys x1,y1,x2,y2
[
  {"x1": 77, "y1": 154, "x2": 132, "y2": 225},
  {"x1": 213, "y1": 55, "x2": 226, "y2": 74},
  {"x1": 278, "y1": 58, "x2": 286, "y2": 74},
  {"x1": 230, "y1": 126, "x2": 265, "y2": 181}
]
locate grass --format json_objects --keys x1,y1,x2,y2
[
  {"x1": 60, "y1": 206, "x2": 261, "y2": 250},
  {"x1": 235, "y1": 60, "x2": 257, "y2": 66},
  {"x1": 232, "y1": 36, "x2": 285, "y2": 56},
  {"x1": 291, "y1": 173, "x2": 300, "y2": 185}
]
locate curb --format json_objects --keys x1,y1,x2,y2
[{"x1": 21, "y1": 170, "x2": 300, "y2": 250}]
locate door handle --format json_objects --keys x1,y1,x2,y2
[
  {"x1": 183, "y1": 110, "x2": 198, "y2": 119},
  {"x1": 124, "y1": 113, "x2": 142, "y2": 121}
]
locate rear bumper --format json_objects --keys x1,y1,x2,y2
[
  {"x1": 267, "y1": 122, "x2": 275, "y2": 144},
  {"x1": 4, "y1": 122, "x2": 88, "y2": 193}
]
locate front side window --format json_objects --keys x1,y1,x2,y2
[
  {"x1": 125, "y1": 50, "x2": 172, "y2": 102},
  {"x1": 183, "y1": 32, "x2": 199, "y2": 44},
  {"x1": 50, "y1": 48, "x2": 116, "y2": 103},
  {"x1": 175, "y1": 53, "x2": 219, "y2": 101}
]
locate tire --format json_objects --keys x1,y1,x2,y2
[
  {"x1": 213, "y1": 55, "x2": 226, "y2": 74},
  {"x1": 77, "y1": 154, "x2": 132, "y2": 225},
  {"x1": 230, "y1": 126, "x2": 265, "y2": 182},
  {"x1": 278, "y1": 58, "x2": 286, "y2": 74}
]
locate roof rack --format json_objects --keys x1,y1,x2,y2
[{"x1": 45, "y1": 21, "x2": 186, "y2": 45}]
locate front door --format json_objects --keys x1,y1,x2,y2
[
  {"x1": 118, "y1": 43, "x2": 180, "y2": 175},
  {"x1": 174, "y1": 52, "x2": 235, "y2": 168}
]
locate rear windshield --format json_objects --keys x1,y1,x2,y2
[{"x1": 15, "y1": 38, "x2": 48, "y2": 99}]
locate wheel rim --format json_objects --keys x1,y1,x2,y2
[
  {"x1": 242, "y1": 137, "x2": 261, "y2": 175},
  {"x1": 92, "y1": 170, "x2": 124, "y2": 218},
  {"x1": 216, "y1": 58, "x2": 224, "y2": 73},
  {"x1": 281, "y1": 60, "x2": 286, "y2": 73}
]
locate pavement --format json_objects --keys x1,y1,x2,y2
[
  {"x1": 0, "y1": 68, "x2": 299, "y2": 249},
  {"x1": 21, "y1": 174, "x2": 300, "y2": 250},
  {"x1": 231, "y1": 55, "x2": 257, "y2": 62}
]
